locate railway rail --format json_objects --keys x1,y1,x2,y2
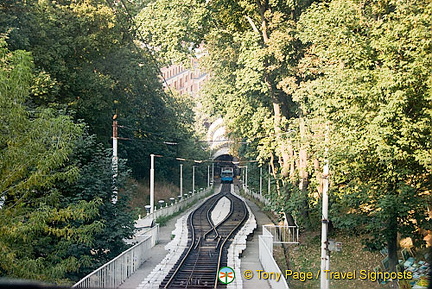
[{"x1": 160, "y1": 184, "x2": 248, "y2": 289}]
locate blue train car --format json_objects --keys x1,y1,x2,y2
[{"x1": 220, "y1": 167, "x2": 234, "y2": 183}]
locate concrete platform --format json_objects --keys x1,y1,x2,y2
[
  {"x1": 211, "y1": 196, "x2": 231, "y2": 226},
  {"x1": 118, "y1": 184, "x2": 275, "y2": 289},
  {"x1": 235, "y1": 189, "x2": 274, "y2": 289},
  {"x1": 118, "y1": 211, "x2": 181, "y2": 289}
]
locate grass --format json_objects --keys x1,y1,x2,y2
[
  {"x1": 279, "y1": 229, "x2": 385, "y2": 289},
  {"x1": 238, "y1": 188, "x2": 388, "y2": 289},
  {"x1": 155, "y1": 187, "x2": 214, "y2": 226},
  {"x1": 127, "y1": 179, "x2": 183, "y2": 218}
]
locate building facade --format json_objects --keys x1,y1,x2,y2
[{"x1": 160, "y1": 57, "x2": 207, "y2": 98}]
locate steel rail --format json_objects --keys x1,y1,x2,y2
[
  {"x1": 203, "y1": 195, "x2": 222, "y2": 239},
  {"x1": 162, "y1": 185, "x2": 248, "y2": 289},
  {"x1": 163, "y1": 192, "x2": 223, "y2": 288},
  {"x1": 213, "y1": 194, "x2": 249, "y2": 288},
  {"x1": 203, "y1": 195, "x2": 233, "y2": 240}
]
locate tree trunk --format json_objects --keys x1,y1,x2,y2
[
  {"x1": 387, "y1": 214, "x2": 398, "y2": 273},
  {"x1": 298, "y1": 116, "x2": 310, "y2": 226},
  {"x1": 273, "y1": 101, "x2": 292, "y2": 178}
]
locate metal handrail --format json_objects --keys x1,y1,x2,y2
[
  {"x1": 263, "y1": 224, "x2": 299, "y2": 244},
  {"x1": 73, "y1": 225, "x2": 158, "y2": 288}
]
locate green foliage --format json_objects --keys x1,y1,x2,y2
[
  {"x1": 0, "y1": 0, "x2": 202, "y2": 282},
  {"x1": 0, "y1": 39, "x2": 102, "y2": 283},
  {"x1": 0, "y1": 38, "x2": 82, "y2": 207},
  {"x1": 59, "y1": 134, "x2": 136, "y2": 280},
  {"x1": 297, "y1": 0, "x2": 432, "y2": 268},
  {"x1": 136, "y1": 0, "x2": 431, "y2": 271},
  {"x1": 136, "y1": 0, "x2": 210, "y2": 64},
  {"x1": 0, "y1": 0, "x2": 204, "y2": 183}
]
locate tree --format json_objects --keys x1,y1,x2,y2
[
  {"x1": 136, "y1": 0, "x2": 320, "y2": 227},
  {"x1": 297, "y1": 0, "x2": 432, "y2": 271},
  {"x1": 0, "y1": 0, "x2": 207, "y2": 283},
  {"x1": 0, "y1": 38, "x2": 105, "y2": 283},
  {"x1": 59, "y1": 134, "x2": 135, "y2": 281},
  {"x1": 0, "y1": 0, "x2": 202, "y2": 183}
]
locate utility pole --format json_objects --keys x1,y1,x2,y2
[
  {"x1": 180, "y1": 163, "x2": 183, "y2": 200},
  {"x1": 242, "y1": 167, "x2": 245, "y2": 189},
  {"x1": 245, "y1": 165, "x2": 248, "y2": 190},
  {"x1": 207, "y1": 165, "x2": 210, "y2": 187},
  {"x1": 150, "y1": 154, "x2": 155, "y2": 214},
  {"x1": 192, "y1": 165, "x2": 195, "y2": 194},
  {"x1": 259, "y1": 166, "x2": 263, "y2": 195},
  {"x1": 268, "y1": 164, "x2": 271, "y2": 195},
  {"x1": 112, "y1": 119, "x2": 118, "y2": 204},
  {"x1": 211, "y1": 162, "x2": 214, "y2": 186},
  {"x1": 320, "y1": 126, "x2": 330, "y2": 289}
]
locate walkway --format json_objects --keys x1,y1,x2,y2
[{"x1": 234, "y1": 186, "x2": 274, "y2": 289}]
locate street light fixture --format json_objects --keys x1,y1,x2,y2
[
  {"x1": 149, "y1": 154, "x2": 162, "y2": 214},
  {"x1": 176, "y1": 158, "x2": 185, "y2": 201},
  {"x1": 145, "y1": 205, "x2": 151, "y2": 215}
]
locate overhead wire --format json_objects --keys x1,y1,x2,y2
[{"x1": 103, "y1": 1, "x2": 258, "y2": 165}]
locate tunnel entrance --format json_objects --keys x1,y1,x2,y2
[{"x1": 213, "y1": 154, "x2": 239, "y2": 180}]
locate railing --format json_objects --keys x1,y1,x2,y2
[
  {"x1": 73, "y1": 225, "x2": 159, "y2": 288},
  {"x1": 259, "y1": 231, "x2": 289, "y2": 289},
  {"x1": 263, "y1": 225, "x2": 299, "y2": 244},
  {"x1": 241, "y1": 185, "x2": 271, "y2": 206},
  {"x1": 135, "y1": 187, "x2": 211, "y2": 230}
]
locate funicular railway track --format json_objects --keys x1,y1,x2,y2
[{"x1": 160, "y1": 184, "x2": 248, "y2": 289}]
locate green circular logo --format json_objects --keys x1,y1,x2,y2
[{"x1": 218, "y1": 266, "x2": 235, "y2": 284}]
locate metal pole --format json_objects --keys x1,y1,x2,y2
[
  {"x1": 259, "y1": 166, "x2": 263, "y2": 195},
  {"x1": 245, "y1": 166, "x2": 248, "y2": 190},
  {"x1": 192, "y1": 165, "x2": 195, "y2": 194},
  {"x1": 242, "y1": 167, "x2": 245, "y2": 189},
  {"x1": 320, "y1": 162, "x2": 330, "y2": 289},
  {"x1": 211, "y1": 163, "x2": 214, "y2": 186},
  {"x1": 150, "y1": 154, "x2": 155, "y2": 214},
  {"x1": 268, "y1": 164, "x2": 271, "y2": 195},
  {"x1": 320, "y1": 124, "x2": 330, "y2": 289},
  {"x1": 112, "y1": 120, "x2": 118, "y2": 204},
  {"x1": 207, "y1": 165, "x2": 210, "y2": 187},
  {"x1": 180, "y1": 163, "x2": 183, "y2": 200}
]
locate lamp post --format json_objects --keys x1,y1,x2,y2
[
  {"x1": 259, "y1": 166, "x2": 263, "y2": 195},
  {"x1": 112, "y1": 119, "x2": 118, "y2": 204},
  {"x1": 268, "y1": 164, "x2": 271, "y2": 195},
  {"x1": 176, "y1": 158, "x2": 186, "y2": 201},
  {"x1": 192, "y1": 165, "x2": 195, "y2": 194},
  {"x1": 145, "y1": 205, "x2": 151, "y2": 216},
  {"x1": 150, "y1": 154, "x2": 155, "y2": 214}
]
